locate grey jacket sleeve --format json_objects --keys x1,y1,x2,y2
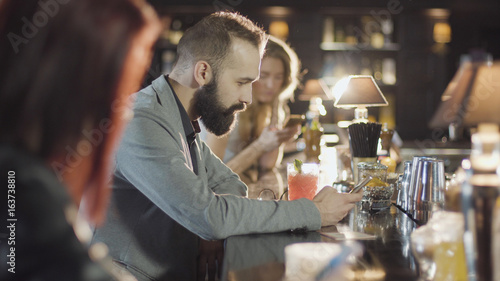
[{"x1": 115, "y1": 108, "x2": 321, "y2": 240}]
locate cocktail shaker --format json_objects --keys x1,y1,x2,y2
[
  {"x1": 397, "y1": 161, "x2": 412, "y2": 211},
  {"x1": 411, "y1": 159, "x2": 445, "y2": 224},
  {"x1": 407, "y1": 156, "x2": 437, "y2": 216}
]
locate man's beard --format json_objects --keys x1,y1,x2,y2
[{"x1": 192, "y1": 78, "x2": 246, "y2": 136}]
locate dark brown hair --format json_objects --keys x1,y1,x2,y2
[
  {"x1": 175, "y1": 11, "x2": 267, "y2": 73},
  {"x1": 0, "y1": 0, "x2": 148, "y2": 221}
]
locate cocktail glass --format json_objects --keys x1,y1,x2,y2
[
  {"x1": 410, "y1": 226, "x2": 437, "y2": 281},
  {"x1": 287, "y1": 163, "x2": 320, "y2": 201},
  {"x1": 357, "y1": 162, "x2": 392, "y2": 211}
]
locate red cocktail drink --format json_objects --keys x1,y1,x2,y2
[{"x1": 287, "y1": 163, "x2": 320, "y2": 200}]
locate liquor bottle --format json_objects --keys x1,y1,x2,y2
[
  {"x1": 470, "y1": 123, "x2": 500, "y2": 173},
  {"x1": 380, "y1": 19, "x2": 394, "y2": 44},
  {"x1": 303, "y1": 99, "x2": 324, "y2": 163},
  {"x1": 360, "y1": 57, "x2": 372, "y2": 76},
  {"x1": 168, "y1": 19, "x2": 184, "y2": 45},
  {"x1": 335, "y1": 25, "x2": 345, "y2": 43},
  {"x1": 373, "y1": 59, "x2": 383, "y2": 82},
  {"x1": 345, "y1": 22, "x2": 357, "y2": 45},
  {"x1": 378, "y1": 123, "x2": 396, "y2": 173},
  {"x1": 382, "y1": 58, "x2": 396, "y2": 85},
  {"x1": 322, "y1": 16, "x2": 335, "y2": 44},
  {"x1": 370, "y1": 22, "x2": 384, "y2": 49}
]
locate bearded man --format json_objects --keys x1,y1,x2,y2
[{"x1": 92, "y1": 11, "x2": 362, "y2": 281}]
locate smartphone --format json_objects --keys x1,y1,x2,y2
[
  {"x1": 284, "y1": 114, "x2": 305, "y2": 128},
  {"x1": 349, "y1": 175, "x2": 373, "y2": 194}
]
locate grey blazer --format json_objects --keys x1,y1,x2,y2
[{"x1": 92, "y1": 76, "x2": 321, "y2": 281}]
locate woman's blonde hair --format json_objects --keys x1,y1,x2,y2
[
  {"x1": 238, "y1": 35, "x2": 301, "y2": 143},
  {"x1": 265, "y1": 35, "x2": 301, "y2": 102}
]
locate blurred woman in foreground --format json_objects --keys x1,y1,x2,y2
[{"x1": 0, "y1": 0, "x2": 160, "y2": 280}]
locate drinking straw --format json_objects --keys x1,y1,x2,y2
[{"x1": 347, "y1": 122, "x2": 382, "y2": 157}]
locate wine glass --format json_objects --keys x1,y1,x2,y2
[{"x1": 257, "y1": 189, "x2": 276, "y2": 201}]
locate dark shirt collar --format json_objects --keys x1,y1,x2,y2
[{"x1": 164, "y1": 75, "x2": 200, "y2": 143}]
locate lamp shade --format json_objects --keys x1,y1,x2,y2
[
  {"x1": 333, "y1": 75, "x2": 388, "y2": 108},
  {"x1": 298, "y1": 78, "x2": 332, "y2": 101},
  {"x1": 429, "y1": 61, "x2": 500, "y2": 128}
]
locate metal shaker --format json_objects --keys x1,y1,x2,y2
[
  {"x1": 408, "y1": 156, "x2": 436, "y2": 216},
  {"x1": 411, "y1": 159, "x2": 445, "y2": 224},
  {"x1": 397, "y1": 161, "x2": 412, "y2": 211}
]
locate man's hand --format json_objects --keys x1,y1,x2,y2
[
  {"x1": 197, "y1": 239, "x2": 224, "y2": 281},
  {"x1": 257, "y1": 125, "x2": 300, "y2": 152},
  {"x1": 313, "y1": 186, "x2": 363, "y2": 226}
]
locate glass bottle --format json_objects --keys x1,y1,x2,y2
[
  {"x1": 303, "y1": 98, "x2": 324, "y2": 163},
  {"x1": 378, "y1": 123, "x2": 396, "y2": 173},
  {"x1": 470, "y1": 123, "x2": 500, "y2": 173}
]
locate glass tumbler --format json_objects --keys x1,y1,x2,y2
[
  {"x1": 287, "y1": 163, "x2": 320, "y2": 201},
  {"x1": 410, "y1": 225, "x2": 438, "y2": 281},
  {"x1": 357, "y1": 162, "x2": 392, "y2": 211}
]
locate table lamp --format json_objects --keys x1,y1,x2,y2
[
  {"x1": 429, "y1": 60, "x2": 500, "y2": 129},
  {"x1": 299, "y1": 78, "x2": 332, "y2": 101},
  {"x1": 333, "y1": 75, "x2": 388, "y2": 123},
  {"x1": 298, "y1": 78, "x2": 332, "y2": 117}
]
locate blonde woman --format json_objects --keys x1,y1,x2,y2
[{"x1": 202, "y1": 36, "x2": 301, "y2": 184}]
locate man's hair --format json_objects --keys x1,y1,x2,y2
[{"x1": 175, "y1": 11, "x2": 267, "y2": 73}]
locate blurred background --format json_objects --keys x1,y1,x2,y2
[{"x1": 143, "y1": 0, "x2": 500, "y2": 143}]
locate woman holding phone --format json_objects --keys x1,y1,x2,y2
[
  {"x1": 202, "y1": 36, "x2": 302, "y2": 184},
  {"x1": 0, "y1": 0, "x2": 160, "y2": 280}
]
